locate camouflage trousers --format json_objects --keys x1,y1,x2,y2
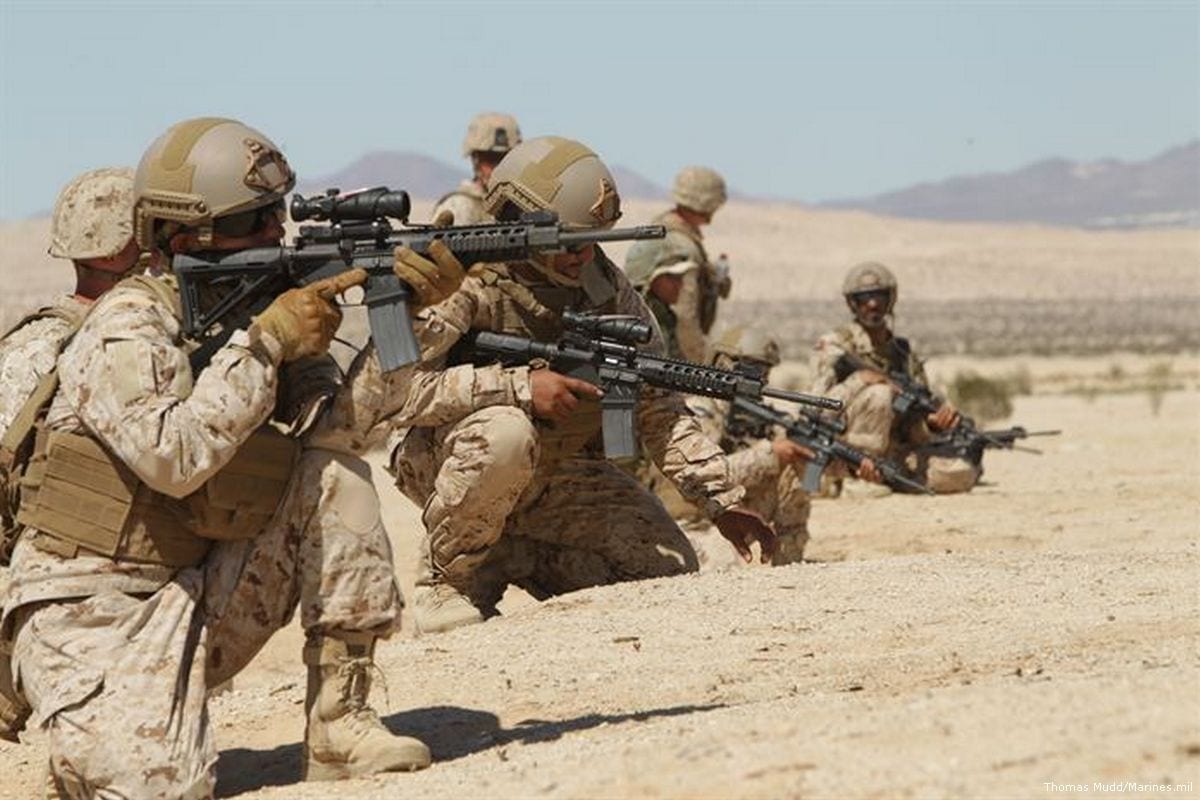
[
  {"x1": 9, "y1": 448, "x2": 402, "y2": 800},
  {"x1": 829, "y1": 378, "x2": 980, "y2": 494},
  {"x1": 391, "y1": 406, "x2": 699, "y2": 609}
]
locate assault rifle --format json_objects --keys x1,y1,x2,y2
[
  {"x1": 834, "y1": 351, "x2": 1059, "y2": 487},
  {"x1": 917, "y1": 425, "x2": 1061, "y2": 465},
  {"x1": 172, "y1": 187, "x2": 667, "y2": 372},
  {"x1": 469, "y1": 312, "x2": 843, "y2": 459},
  {"x1": 728, "y1": 397, "x2": 934, "y2": 495}
]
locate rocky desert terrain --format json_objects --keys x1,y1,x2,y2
[{"x1": 0, "y1": 203, "x2": 1197, "y2": 799}]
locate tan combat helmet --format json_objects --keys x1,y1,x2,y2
[
  {"x1": 133, "y1": 117, "x2": 295, "y2": 251},
  {"x1": 711, "y1": 326, "x2": 781, "y2": 368},
  {"x1": 672, "y1": 166, "x2": 727, "y2": 215},
  {"x1": 842, "y1": 261, "x2": 898, "y2": 313},
  {"x1": 48, "y1": 167, "x2": 135, "y2": 260},
  {"x1": 462, "y1": 112, "x2": 522, "y2": 157},
  {"x1": 483, "y1": 136, "x2": 621, "y2": 230}
]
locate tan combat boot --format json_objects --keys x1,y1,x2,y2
[
  {"x1": 302, "y1": 632, "x2": 431, "y2": 781},
  {"x1": 410, "y1": 551, "x2": 483, "y2": 635}
]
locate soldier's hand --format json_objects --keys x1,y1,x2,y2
[
  {"x1": 771, "y1": 439, "x2": 814, "y2": 466},
  {"x1": 714, "y1": 506, "x2": 777, "y2": 564},
  {"x1": 432, "y1": 209, "x2": 455, "y2": 227},
  {"x1": 255, "y1": 269, "x2": 366, "y2": 362},
  {"x1": 530, "y1": 370, "x2": 603, "y2": 422},
  {"x1": 856, "y1": 457, "x2": 882, "y2": 484},
  {"x1": 928, "y1": 402, "x2": 961, "y2": 432},
  {"x1": 394, "y1": 240, "x2": 466, "y2": 309}
]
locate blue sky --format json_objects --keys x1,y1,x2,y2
[{"x1": 1, "y1": 0, "x2": 1196, "y2": 218}]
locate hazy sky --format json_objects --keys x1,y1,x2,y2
[{"x1": 1, "y1": 0, "x2": 1196, "y2": 219}]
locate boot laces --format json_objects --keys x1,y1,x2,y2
[{"x1": 335, "y1": 656, "x2": 392, "y2": 733}]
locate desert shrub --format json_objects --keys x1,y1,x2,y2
[{"x1": 948, "y1": 370, "x2": 1013, "y2": 423}]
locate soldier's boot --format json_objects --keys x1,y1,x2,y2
[
  {"x1": 771, "y1": 531, "x2": 809, "y2": 567},
  {"x1": 302, "y1": 632, "x2": 431, "y2": 781},
  {"x1": 410, "y1": 551, "x2": 483, "y2": 635}
]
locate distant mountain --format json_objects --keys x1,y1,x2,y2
[
  {"x1": 296, "y1": 151, "x2": 670, "y2": 203},
  {"x1": 296, "y1": 151, "x2": 466, "y2": 201},
  {"x1": 822, "y1": 141, "x2": 1200, "y2": 229},
  {"x1": 610, "y1": 166, "x2": 669, "y2": 200}
]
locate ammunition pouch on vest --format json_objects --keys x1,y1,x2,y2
[{"x1": 18, "y1": 425, "x2": 298, "y2": 568}]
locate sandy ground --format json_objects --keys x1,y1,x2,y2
[{"x1": 2, "y1": 368, "x2": 1196, "y2": 800}]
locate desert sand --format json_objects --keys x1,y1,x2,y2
[{"x1": 0, "y1": 204, "x2": 1197, "y2": 799}]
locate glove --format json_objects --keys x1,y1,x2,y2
[
  {"x1": 394, "y1": 239, "x2": 466, "y2": 309},
  {"x1": 254, "y1": 268, "x2": 367, "y2": 362},
  {"x1": 714, "y1": 506, "x2": 778, "y2": 564}
]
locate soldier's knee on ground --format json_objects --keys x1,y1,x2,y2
[
  {"x1": 924, "y1": 456, "x2": 979, "y2": 494},
  {"x1": 843, "y1": 382, "x2": 894, "y2": 455}
]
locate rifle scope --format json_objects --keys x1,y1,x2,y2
[
  {"x1": 291, "y1": 187, "x2": 411, "y2": 223},
  {"x1": 562, "y1": 311, "x2": 652, "y2": 345}
]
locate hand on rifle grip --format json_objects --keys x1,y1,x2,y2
[{"x1": 394, "y1": 240, "x2": 466, "y2": 309}]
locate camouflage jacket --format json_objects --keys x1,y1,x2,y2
[
  {"x1": 398, "y1": 249, "x2": 744, "y2": 518},
  {"x1": 432, "y1": 179, "x2": 489, "y2": 226},
  {"x1": 810, "y1": 320, "x2": 929, "y2": 395}
]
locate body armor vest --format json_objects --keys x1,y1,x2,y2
[{"x1": 16, "y1": 275, "x2": 298, "y2": 568}]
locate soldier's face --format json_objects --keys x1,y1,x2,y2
[
  {"x1": 549, "y1": 243, "x2": 595, "y2": 280},
  {"x1": 651, "y1": 273, "x2": 684, "y2": 305},
  {"x1": 850, "y1": 290, "x2": 890, "y2": 329}
]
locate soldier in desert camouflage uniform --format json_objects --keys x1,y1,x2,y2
[
  {"x1": 0, "y1": 167, "x2": 141, "y2": 743},
  {"x1": 811, "y1": 262, "x2": 978, "y2": 494},
  {"x1": 431, "y1": 112, "x2": 522, "y2": 226},
  {"x1": 672, "y1": 328, "x2": 882, "y2": 565},
  {"x1": 623, "y1": 165, "x2": 731, "y2": 363},
  {"x1": 390, "y1": 137, "x2": 777, "y2": 635},
  {"x1": 0, "y1": 117, "x2": 469, "y2": 798}
]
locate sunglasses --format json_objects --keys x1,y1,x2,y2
[
  {"x1": 212, "y1": 200, "x2": 286, "y2": 238},
  {"x1": 848, "y1": 289, "x2": 891, "y2": 306}
]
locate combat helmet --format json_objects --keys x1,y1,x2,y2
[
  {"x1": 133, "y1": 117, "x2": 295, "y2": 252},
  {"x1": 48, "y1": 167, "x2": 135, "y2": 261},
  {"x1": 842, "y1": 261, "x2": 898, "y2": 314},
  {"x1": 672, "y1": 166, "x2": 727, "y2": 216},
  {"x1": 462, "y1": 112, "x2": 522, "y2": 157},
  {"x1": 711, "y1": 327, "x2": 781, "y2": 369},
  {"x1": 483, "y1": 136, "x2": 621, "y2": 230}
]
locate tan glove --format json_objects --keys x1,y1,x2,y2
[
  {"x1": 255, "y1": 268, "x2": 367, "y2": 362},
  {"x1": 394, "y1": 239, "x2": 466, "y2": 309},
  {"x1": 432, "y1": 208, "x2": 455, "y2": 227}
]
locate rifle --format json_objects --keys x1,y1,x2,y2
[
  {"x1": 917, "y1": 425, "x2": 1061, "y2": 465},
  {"x1": 469, "y1": 311, "x2": 843, "y2": 460},
  {"x1": 172, "y1": 187, "x2": 667, "y2": 372},
  {"x1": 728, "y1": 397, "x2": 934, "y2": 495}
]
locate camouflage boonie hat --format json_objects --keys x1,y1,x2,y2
[{"x1": 48, "y1": 167, "x2": 135, "y2": 260}]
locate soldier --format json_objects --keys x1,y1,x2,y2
[
  {"x1": 811, "y1": 261, "x2": 978, "y2": 494},
  {"x1": 623, "y1": 165, "x2": 731, "y2": 363},
  {"x1": 0, "y1": 167, "x2": 141, "y2": 740},
  {"x1": 0, "y1": 117, "x2": 467, "y2": 797},
  {"x1": 624, "y1": 248, "x2": 695, "y2": 359},
  {"x1": 431, "y1": 112, "x2": 522, "y2": 225},
  {"x1": 677, "y1": 328, "x2": 882, "y2": 565},
  {"x1": 389, "y1": 136, "x2": 777, "y2": 635}
]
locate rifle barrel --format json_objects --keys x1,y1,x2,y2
[{"x1": 764, "y1": 386, "x2": 843, "y2": 411}]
